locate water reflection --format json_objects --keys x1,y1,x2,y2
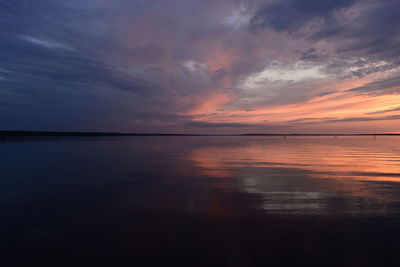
[
  {"x1": 2, "y1": 136, "x2": 400, "y2": 266},
  {"x1": 187, "y1": 137, "x2": 400, "y2": 215}
]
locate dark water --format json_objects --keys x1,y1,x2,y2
[{"x1": 2, "y1": 136, "x2": 400, "y2": 266}]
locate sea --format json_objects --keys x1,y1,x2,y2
[{"x1": 2, "y1": 136, "x2": 400, "y2": 266}]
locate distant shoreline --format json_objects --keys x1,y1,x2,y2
[{"x1": 1, "y1": 131, "x2": 400, "y2": 137}]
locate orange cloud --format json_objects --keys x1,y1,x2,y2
[
  {"x1": 187, "y1": 91, "x2": 236, "y2": 116},
  {"x1": 184, "y1": 76, "x2": 400, "y2": 132}
]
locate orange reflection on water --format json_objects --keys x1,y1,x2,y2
[
  {"x1": 189, "y1": 137, "x2": 400, "y2": 182},
  {"x1": 186, "y1": 137, "x2": 400, "y2": 214}
]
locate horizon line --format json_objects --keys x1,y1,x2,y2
[{"x1": 1, "y1": 130, "x2": 400, "y2": 137}]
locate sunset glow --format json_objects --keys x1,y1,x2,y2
[
  {"x1": 4, "y1": 2, "x2": 400, "y2": 266},
  {"x1": 2, "y1": 0, "x2": 400, "y2": 134}
]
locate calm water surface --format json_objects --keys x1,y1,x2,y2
[{"x1": 2, "y1": 136, "x2": 400, "y2": 266}]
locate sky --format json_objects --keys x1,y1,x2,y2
[{"x1": 1, "y1": 0, "x2": 400, "y2": 134}]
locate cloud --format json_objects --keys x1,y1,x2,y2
[
  {"x1": 2, "y1": 0, "x2": 400, "y2": 133},
  {"x1": 331, "y1": 115, "x2": 400, "y2": 123},
  {"x1": 249, "y1": 0, "x2": 400, "y2": 75},
  {"x1": 185, "y1": 121, "x2": 253, "y2": 128},
  {"x1": 347, "y1": 74, "x2": 400, "y2": 94},
  {"x1": 289, "y1": 115, "x2": 400, "y2": 125},
  {"x1": 368, "y1": 107, "x2": 400, "y2": 115},
  {"x1": 249, "y1": 0, "x2": 358, "y2": 33},
  {"x1": 22, "y1": 36, "x2": 75, "y2": 50},
  {"x1": 0, "y1": 41, "x2": 159, "y2": 97},
  {"x1": 299, "y1": 48, "x2": 328, "y2": 62},
  {"x1": 241, "y1": 63, "x2": 325, "y2": 85}
]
